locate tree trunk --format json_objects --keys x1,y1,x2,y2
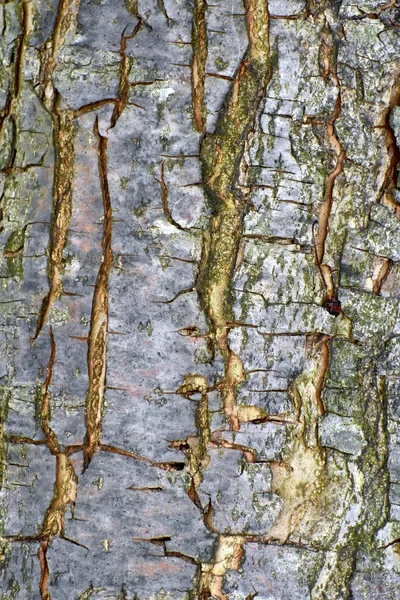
[{"x1": 1, "y1": 0, "x2": 400, "y2": 598}]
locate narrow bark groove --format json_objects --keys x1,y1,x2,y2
[
  {"x1": 83, "y1": 117, "x2": 113, "y2": 471},
  {"x1": 33, "y1": 0, "x2": 80, "y2": 339}
]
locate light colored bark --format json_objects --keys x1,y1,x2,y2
[{"x1": 1, "y1": 0, "x2": 400, "y2": 598}]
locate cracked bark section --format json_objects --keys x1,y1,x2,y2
[
  {"x1": 36, "y1": 451, "x2": 78, "y2": 599},
  {"x1": 191, "y1": 0, "x2": 207, "y2": 133},
  {"x1": 8, "y1": 328, "x2": 79, "y2": 599},
  {"x1": 33, "y1": 110, "x2": 75, "y2": 340},
  {"x1": 312, "y1": 18, "x2": 345, "y2": 305},
  {"x1": 0, "y1": 1, "x2": 31, "y2": 135},
  {"x1": 83, "y1": 117, "x2": 113, "y2": 471},
  {"x1": 33, "y1": 0, "x2": 80, "y2": 339},
  {"x1": 4, "y1": 0, "x2": 400, "y2": 596},
  {"x1": 197, "y1": 0, "x2": 271, "y2": 431},
  {"x1": 0, "y1": 1, "x2": 32, "y2": 237},
  {"x1": 199, "y1": 535, "x2": 244, "y2": 600},
  {"x1": 195, "y1": 0, "x2": 271, "y2": 595},
  {"x1": 267, "y1": 335, "x2": 327, "y2": 545},
  {"x1": 311, "y1": 364, "x2": 388, "y2": 600},
  {"x1": 173, "y1": 374, "x2": 210, "y2": 507},
  {"x1": 378, "y1": 71, "x2": 400, "y2": 218},
  {"x1": 110, "y1": 17, "x2": 144, "y2": 129}
]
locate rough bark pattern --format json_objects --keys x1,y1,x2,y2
[{"x1": 1, "y1": 0, "x2": 400, "y2": 598}]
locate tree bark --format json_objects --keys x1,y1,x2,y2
[{"x1": 1, "y1": 0, "x2": 400, "y2": 598}]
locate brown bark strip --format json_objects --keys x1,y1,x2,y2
[
  {"x1": 379, "y1": 73, "x2": 400, "y2": 218},
  {"x1": 311, "y1": 335, "x2": 329, "y2": 419},
  {"x1": 33, "y1": 110, "x2": 75, "y2": 340},
  {"x1": 0, "y1": 1, "x2": 31, "y2": 136},
  {"x1": 38, "y1": 542, "x2": 50, "y2": 600},
  {"x1": 39, "y1": 331, "x2": 78, "y2": 529},
  {"x1": 82, "y1": 117, "x2": 113, "y2": 471},
  {"x1": 26, "y1": 328, "x2": 79, "y2": 599},
  {"x1": 173, "y1": 375, "x2": 211, "y2": 506},
  {"x1": 191, "y1": 0, "x2": 207, "y2": 132},
  {"x1": 0, "y1": 1, "x2": 32, "y2": 232},
  {"x1": 312, "y1": 29, "x2": 346, "y2": 307},
  {"x1": 38, "y1": 326, "x2": 60, "y2": 454},
  {"x1": 195, "y1": 0, "x2": 271, "y2": 595},
  {"x1": 40, "y1": 453, "x2": 77, "y2": 540},
  {"x1": 197, "y1": 0, "x2": 271, "y2": 430},
  {"x1": 110, "y1": 18, "x2": 144, "y2": 129},
  {"x1": 33, "y1": 0, "x2": 81, "y2": 340},
  {"x1": 199, "y1": 535, "x2": 245, "y2": 600}
]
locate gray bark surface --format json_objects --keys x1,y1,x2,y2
[{"x1": 1, "y1": 0, "x2": 400, "y2": 598}]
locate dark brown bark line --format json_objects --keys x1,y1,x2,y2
[
  {"x1": 312, "y1": 27, "x2": 345, "y2": 304},
  {"x1": 34, "y1": 450, "x2": 78, "y2": 599},
  {"x1": 0, "y1": 1, "x2": 32, "y2": 233},
  {"x1": 372, "y1": 257, "x2": 393, "y2": 295},
  {"x1": 0, "y1": 1, "x2": 31, "y2": 135},
  {"x1": 38, "y1": 326, "x2": 60, "y2": 454},
  {"x1": 33, "y1": 0, "x2": 81, "y2": 340},
  {"x1": 191, "y1": 0, "x2": 207, "y2": 133},
  {"x1": 82, "y1": 117, "x2": 113, "y2": 471},
  {"x1": 5, "y1": 327, "x2": 78, "y2": 599},
  {"x1": 37, "y1": 330, "x2": 77, "y2": 600},
  {"x1": 33, "y1": 109, "x2": 75, "y2": 341},
  {"x1": 110, "y1": 17, "x2": 144, "y2": 129},
  {"x1": 379, "y1": 72, "x2": 400, "y2": 218}
]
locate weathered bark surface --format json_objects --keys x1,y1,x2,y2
[{"x1": 1, "y1": 0, "x2": 400, "y2": 598}]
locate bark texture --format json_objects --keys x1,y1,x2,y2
[{"x1": 1, "y1": 0, "x2": 400, "y2": 598}]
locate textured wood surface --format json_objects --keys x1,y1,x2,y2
[{"x1": 1, "y1": 0, "x2": 400, "y2": 598}]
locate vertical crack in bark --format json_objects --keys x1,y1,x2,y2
[
  {"x1": 0, "y1": 1, "x2": 32, "y2": 232},
  {"x1": 110, "y1": 17, "x2": 144, "y2": 129},
  {"x1": 38, "y1": 542, "x2": 50, "y2": 600},
  {"x1": 40, "y1": 452, "x2": 77, "y2": 540},
  {"x1": 158, "y1": 161, "x2": 189, "y2": 231},
  {"x1": 33, "y1": 110, "x2": 75, "y2": 341},
  {"x1": 33, "y1": 0, "x2": 80, "y2": 340},
  {"x1": 36, "y1": 450, "x2": 78, "y2": 598},
  {"x1": 33, "y1": 327, "x2": 78, "y2": 599},
  {"x1": 379, "y1": 72, "x2": 400, "y2": 218},
  {"x1": 0, "y1": 1, "x2": 31, "y2": 137},
  {"x1": 197, "y1": 0, "x2": 271, "y2": 431},
  {"x1": 191, "y1": 0, "x2": 207, "y2": 133},
  {"x1": 82, "y1": 117, "x2": 113, "y2": 471},
  {"x1": 313, "y1": 37, "x2": 345, "y2": 303},
  {"x1": 38, "y1": 327, "x2": 61, "y2": 454},
  {"x1": 194, "y1": 0, "x2": 271, "y2": 594}
]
